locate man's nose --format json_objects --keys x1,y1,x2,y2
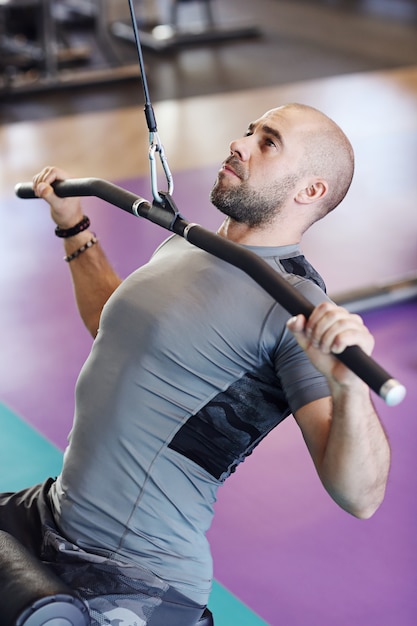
[{"x1": 229, "y1": 137, "x2": 250, "y2": 161}]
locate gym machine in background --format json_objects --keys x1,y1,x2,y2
[
  {"x1": 0, "y1": 0, "x2": 142, "y2": 93},
  {"x1": 112, "y1": 0, "x2": 260, "y2": 52},
  {"x1": 0, "y1": 0, "x2": 260, "y2": 94}
]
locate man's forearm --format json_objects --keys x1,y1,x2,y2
[
  {"x1": 63, "y1": 230, "x2": 122, "y2": 337},
  {"x1": 319, "y1": 381, "x2": 391, "y2": 519}
]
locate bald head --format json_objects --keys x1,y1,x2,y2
[{"x1": 271, "y1": 103, "x2": 355, "y2": 218}]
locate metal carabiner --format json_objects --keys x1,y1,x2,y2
[{"x1": 149, "y1": 132, "x2": 174, "y2": 205}]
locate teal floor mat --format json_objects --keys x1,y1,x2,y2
[{"x1": 0, "y1": 402, "x2": 63, "y2": 491}]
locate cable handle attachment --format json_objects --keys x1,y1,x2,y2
[
  {"x1": 126, "y1": 0, "x2": 174, "y2": 204},
  {"x1": 149, "y1": 133, "x2": 174, "y2": 204}
]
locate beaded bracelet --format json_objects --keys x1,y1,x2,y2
[
  {"x1": 64, "y1": 236, "x2": 98, "y2": 263},
  {"x1": 55, "y1": 215, "x2": 90, "y2": 238}
]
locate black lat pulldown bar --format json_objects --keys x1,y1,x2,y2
[{"x1": 15, "y1": 177, "x2": 407, "y2": 407}]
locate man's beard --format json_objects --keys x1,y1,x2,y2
[{"x1": 210, "y1": 165, "x2": 299, "y2": 228}]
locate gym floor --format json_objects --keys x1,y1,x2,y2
[{"x1": 1, "y1": 1, "x2": 417, "y2": 624}]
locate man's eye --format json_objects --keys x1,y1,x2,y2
[{"x1": 265, "y1": 138, "x2": 276, "y2": 147}]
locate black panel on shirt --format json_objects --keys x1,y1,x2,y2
[
  {"x1": 280, "y1": 255, "x2": 327, "y2": 292},
  {"x1": 168, "y1": 364, "x2": 290, "y2": 481}
]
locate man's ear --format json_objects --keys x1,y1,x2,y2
[{"x1": 295, "y1": 180, "x2": 328, "y2": 204}]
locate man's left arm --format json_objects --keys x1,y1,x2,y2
[{"x1": 288, "y1": 302, "x2": 391, "y2": 519}]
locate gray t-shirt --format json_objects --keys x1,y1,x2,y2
[{"x1": 50, "y1": 236, "x2": 331, "y2": 603}]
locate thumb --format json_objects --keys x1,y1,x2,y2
[
  {"x1": 35, "y1": 181, "x2": 52, "y2": 198},
  {"x1": 286, "y1": 314, "x2": 306, "y2": 334},
  {"x1": 286, "y1": 314, "x2": 310, "y2": 350}
]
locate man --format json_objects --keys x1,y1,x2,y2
[{"x1": 1, "y1": 104, "x2": 390, "y2": 625}]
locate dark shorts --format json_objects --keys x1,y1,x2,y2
[{"x1": 0, "y1": 479, "x2": 206, "y2": 626}]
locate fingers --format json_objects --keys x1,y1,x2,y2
[
  {"x1": 287, "y1": 302, "x2": 374, "y2": 356},
  {"x1": 306, "y1": 302, "x2": 373, "y2": 356},
  {"x1": 32, "y1": 166, "x2": 69, "y2": 199},
  {"x1": 32, "y1": 166, "x2": 83, "y2": 228}
]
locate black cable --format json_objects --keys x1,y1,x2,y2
[{"x1": 127, "y1": 0, "x2": 157, "y2": 133}]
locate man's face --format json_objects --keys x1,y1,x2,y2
[{"x1": 210, "y1": 108, "x2": 304, "y2": 228}]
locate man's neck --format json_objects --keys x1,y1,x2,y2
[{"x1": 217, "y1": 217, "x2": 301, "y2": 247}]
